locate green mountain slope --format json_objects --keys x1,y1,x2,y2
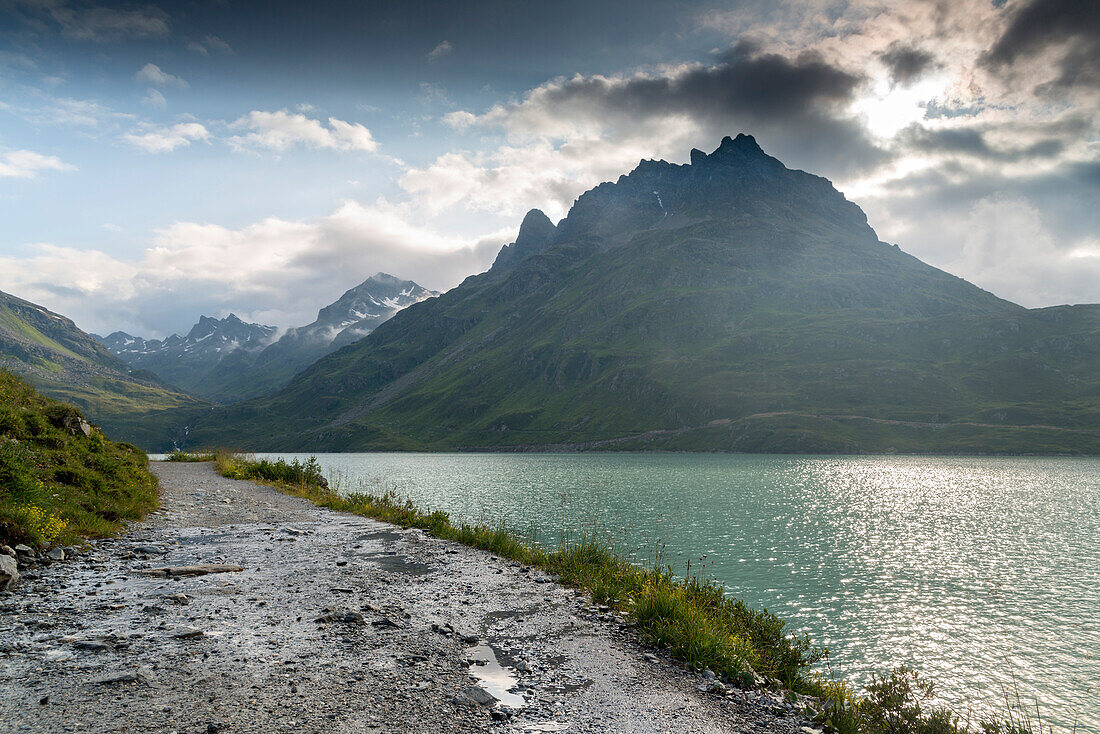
[
  {"x1": 0, "y1": 290, "x2": 208, "y2": 447},
  {"x1": 182, "y1": 135, "x2": 1100, "y2": 454}
]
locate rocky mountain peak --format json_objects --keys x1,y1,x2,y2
[
  {"x1": 185, "y1": 314, "x2": 275, "y2": 344},
  {"x1": 492, "y1": 209, "x2": 558, "y2": 271}
]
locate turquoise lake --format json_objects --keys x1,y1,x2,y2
[{"x1": 255, "y1": 453, "x2": 1099, "y2": 730}]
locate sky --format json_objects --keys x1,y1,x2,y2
[{"x1": 0, "y1": 0, "x2": 1097, "y2": 337}]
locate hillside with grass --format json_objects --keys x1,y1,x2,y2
[
  {"x1": 0, "y1": 370, "x2": 159, "y2": 547},
  {"x1": 0, "y1": 289, "x2": 208, "y2": 448}
]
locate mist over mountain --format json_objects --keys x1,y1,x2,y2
[
  {"x1": 175, "y1": 135, "x2": 1099, "y2": 454},
  {"x1": 100, "y1": 274, "x2": 437, "y2": 403}
]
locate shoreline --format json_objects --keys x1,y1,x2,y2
[{"x1": 0, "y1": 462, "x2": 815, "y2": 733}]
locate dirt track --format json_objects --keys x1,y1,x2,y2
[{"x1": 0, "y1": 462, "x2": 814, "y2": 733}]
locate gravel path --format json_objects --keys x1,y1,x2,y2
[{"x1": 0, "y1": 462, "x2": 816, "y2": 733}]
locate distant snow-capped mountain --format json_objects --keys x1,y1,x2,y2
[
  {"x1": 101, "y1": 314, "x2": 277, "y2": 361},
  {"x1": 98, "y1": 273, "x2": 437, "y2": 403}
]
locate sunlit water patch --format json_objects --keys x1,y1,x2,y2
[{"x1": 254, "y1": 453, "x2": 1099, "y2": 730}]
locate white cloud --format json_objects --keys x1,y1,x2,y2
[
  {"x1": 142, "y1": 88, "x2": 167, "y2": 109},
  {"x1": 122, "y1": 123, "x2": 210, "y2": 153},
  {"x1": 428, "y1": 40, "x2": 453, "y2": 61},
  {"x1": 27, "y1": 97, "x2": 134, "y2": 127},
  {"x1": 0, "y1": 202, "x2": 508, "y2": 336},
  {"x1": 0, "y1": 149, "x2": 74, "y2": 178},
  {"x1": 135, "y1": 63, "x2": 188, "y2": 88},
  {"x1": 228, "y1": 110, "x2": 379, "y2": 153},
  {"x1": 943, "y1": 196, "x2": 1100, "y2": 307},
  {"x1": 188, "y1": 35, "x2": 232, "y2": 55}
]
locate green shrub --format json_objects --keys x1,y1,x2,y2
[{"x1": 0, "y1": 369, "x2": 158, "y2": 547}]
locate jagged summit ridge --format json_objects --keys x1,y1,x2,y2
[
  {"x1": 546, "y1": 133, "x2": 869, "y2": 246},
  {"x1": 492, "y1": 209, "x2": 557, "y2": 271}
]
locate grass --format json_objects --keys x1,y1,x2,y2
[
  {"x1": 213, "y1": 450, "x2": 1076, "y2": 734},
  {"x1": 0, "y1": 369, "x2": 159, "y2": 547},
  {"x1": 164, "y1": 450, "x2": 216, "y2": 462}
]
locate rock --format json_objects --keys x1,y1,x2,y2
[
  {"x1": 134, "y1": 545, "x2": 164, "y2": 555},
  {"x1": 46, "y1": 548, "x2": 65, "y2": 562},
  {"x1": 453, "y1": 628, "x2": 479, "y2": 644},
  {"x1": 314, "y1": 610, "x2": 366, "y2": 624},
  {"x1": 0, "y1": 545, "x2": 15, "y2": 558},
  {"x1": 173, "y1": 626, "x2": 205, "y2": 640},
  {"x1": 57, "y1": 410, "x2": 92, "y2": 437},
  {"x1": 14, "y1": 544, "x2": 34, "y2": 557},
  {"x1": 0, "y1": 555, "x2": 18, "y2": 590},
  {"x1": 371, "y1": 616, "x2": 402, "y2": 629},
  {"x1": 452, "y1": 685, "x2": 497, "y2": 707},
  {"x1": 73, "y1": 640, "x2": 113, "y2": 652},
  {"x1": 162, "y1": 593, "x2": 190, "y2": 605},
  {"x1": 491, "y1": 709, "x2": 511, "y2": 721},
  {"x1": 92, "y1": 671, "x2": 150, "y2": 685},
  {"x1": 137, "y1": 564, "x2": 244, "y2": 577}
]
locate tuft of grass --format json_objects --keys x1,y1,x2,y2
[
  {"x1": 215, "y1": 450, "x2": 327, "y2": 487},
  {"x1": 0, "y1": 369, "x2": 158, "y2": 547},
  {"x1": 164, "y1": 450, "x2": 216, "y2": 462},
  {"x1": 214, "y1": 451, "x2": 1074, "y2": 734}
]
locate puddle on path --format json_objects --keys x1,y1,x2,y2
[{"x1": 466, "y1": 643, "x2": 525, "y2": 708}]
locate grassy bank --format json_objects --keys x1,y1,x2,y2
[
  {"x1": 214, "y1": 451, "x2": 1063, "y2": 734},
  {"x1": 0, "y1": 370, "x2": 158, "y2": 547}
]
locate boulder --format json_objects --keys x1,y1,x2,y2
[
  {"x1": 0, "y1": 555, "x2": 18, "y2": 589},
  {"x1": 452, "y1": 685, "x2": 497, "y2": 707}
]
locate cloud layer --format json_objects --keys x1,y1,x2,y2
[{"x1": 0, "y1": 201, "x2": 507, "y2": 336}]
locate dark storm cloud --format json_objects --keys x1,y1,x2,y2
[
  {"x1": 878, "y1": 43, "x2": 938, "y2": 85},
  {"x1": 538, "y1": 40, "x2": 863, "y2": 118},
  {"x1": 984, "y1": 0, "x2": 1100, "y2": 90},
  {"x1": 900, "y1": 125, "x2": 1065, "y2": 162},
  {"x1": 5, "y1": 0, "x2": 170, "y2": 42},
  {"x1": 518, "y1": 40, "x2": 888, "y2": 176}
]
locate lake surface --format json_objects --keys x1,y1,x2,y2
[{"x1": 255, "y1": 453, "x2": 1099, "y2": 730}]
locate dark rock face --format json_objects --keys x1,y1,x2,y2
[{"x1": 492, "y1": 210, "x2": 558, "y2": 271}]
